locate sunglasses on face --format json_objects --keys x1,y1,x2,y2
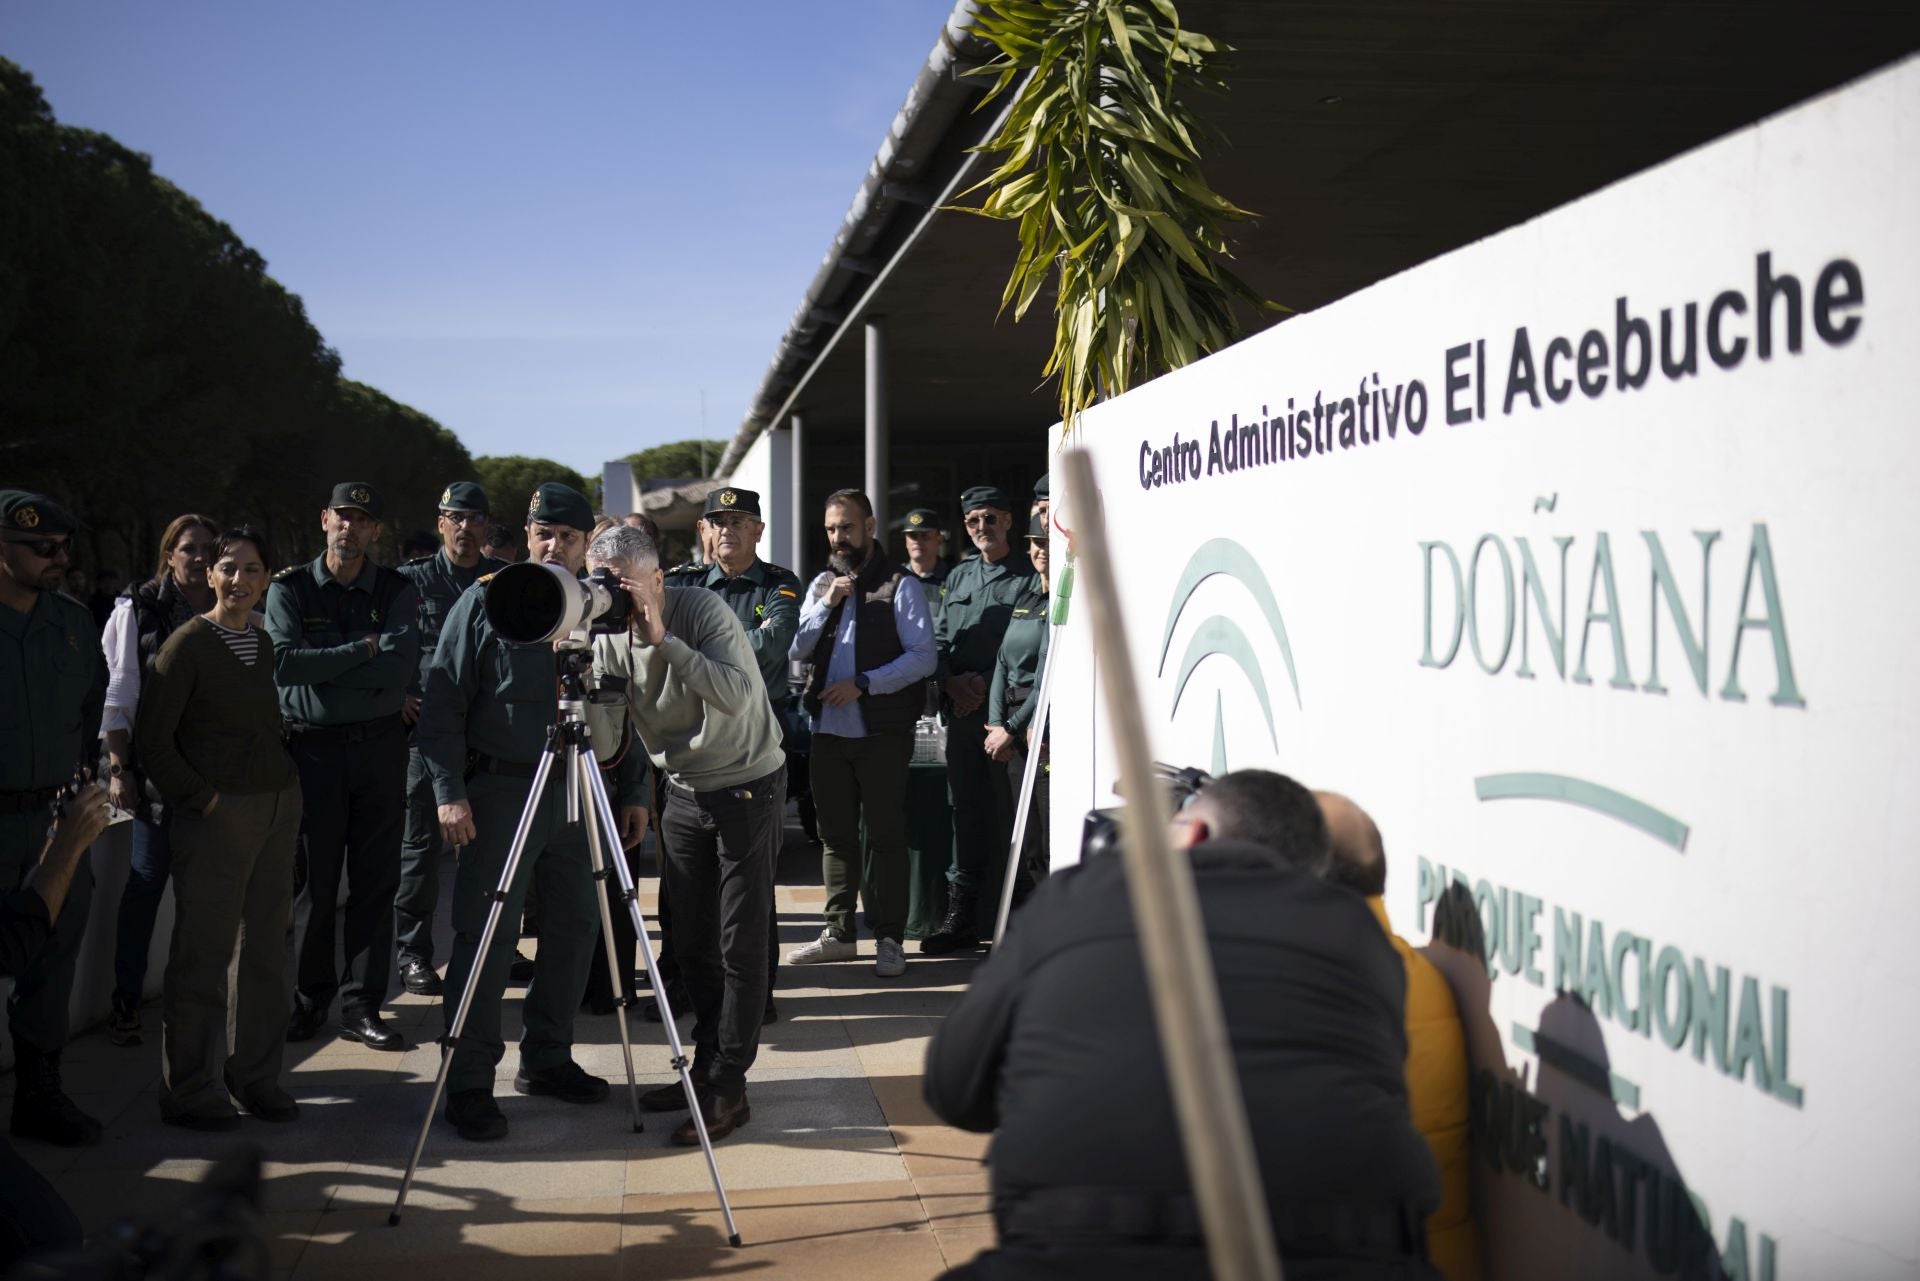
[
  {"x1": 4, "y1": 535, "x2": 69, "y2": 560},
  {"x1": 440, "y1": 510, "x2": 487, "y2": 526},
  {"x1": 964, "y1": 514, "x2": 1000, "y2": 529}
]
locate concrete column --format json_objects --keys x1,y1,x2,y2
[
  {"x1": 789, "y1": 412, "x2": 805, "y2": 573},
  {"x1": 865, "y1": 318, "x2": 888, "y2": 536}
]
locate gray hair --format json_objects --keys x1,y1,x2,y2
[{"x1": 587, "y1": 523, "x2": 659, "y2": 570}]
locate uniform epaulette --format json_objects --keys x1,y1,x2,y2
[
  {"x1": 403, "y1": 554, "x2": 434, "y2": 567},
  {"x1": 666, "y1": 562, "x2": 698, "y2": 576},
  {"x1": 477, "y1": 571, "x2": 497, "y2": 585},
  {"x1": 272, "y1": 564, "x2": 303, "y2": 582}
]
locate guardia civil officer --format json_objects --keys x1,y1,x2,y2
[
  {"x1": 415, "y1": 483, "x2": 649, "y2": 1142},
  {"x1": 680, "y1": 486, "x2": 799, "y2": 1016},
  {"x1": 923, "y1": 485, "x2": 1031, "y2": 954},
  {"x1": 266, "y1": 482, "x2": 421, "y2": 1051},
  {"x1": 986, "y1": 513, "x2": 1052, "y2": 899},
  {"x1": 0, "y1": 491, "x2": 107, "y2": 1146},
  {"x1": 393, "y1": 481, "x2": 504, "y2": 995}
]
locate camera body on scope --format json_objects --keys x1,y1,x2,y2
[
  {"x1": 483, "y1": 561, "x2": 631, "y2": 648},
  {"x1": 1079, "y1": 763, "x2": 1214, "y2": 859}
]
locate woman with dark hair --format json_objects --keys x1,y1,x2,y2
[
  {"x1": 99, "y1": 513, "x2": 219, "y2": 1046},
  {"x1": 136, "y1": 526, "x2": 302, "y2": 1128}
]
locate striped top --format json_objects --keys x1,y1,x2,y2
[{"x1": 207, "y1": 617, "x2": 262, "y2": 666}]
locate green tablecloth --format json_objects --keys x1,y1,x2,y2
[{"x1": 867, "y1": 760, "x2": 1008, "y2": 941}]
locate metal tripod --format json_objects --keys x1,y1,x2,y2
[{"x1": 390, "y1": 653, "x2": 742, "y2": 1245}]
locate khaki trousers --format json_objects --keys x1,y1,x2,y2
[{"x1": 161, "y1": 781, "x2": 300, "y2": 1111}]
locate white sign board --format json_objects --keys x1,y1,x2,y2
[{"x1": 1050, "y1": 55, "x2": 1919, "y2": 1281}]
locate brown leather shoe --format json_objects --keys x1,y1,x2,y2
[
  {"x1": 640, "y1": 1066, "x2": 709, "y2": 1112},
  {"x1": 672, "y1": 1088, "x2": 749, "y2": 1145}
]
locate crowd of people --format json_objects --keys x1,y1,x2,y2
[
  {"x1": 0, "y1": 470, "x2": 1051, "y2": 1151},
  {"x1": 1, "y1": 473, "x2": 1492, "y2": 1279}
]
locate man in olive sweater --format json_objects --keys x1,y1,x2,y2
[{"x1": 589, "y1": 524, "x2": 785, "y2": 1145}]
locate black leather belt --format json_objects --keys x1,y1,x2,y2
[
  {"x1": 285, "y1": 713, "x2": 403, "y2": 745},
  {"x1": 468, "y1": 752, "x2": 539, "y2": 780},
  {"x1": 998, "y1": 1187, "x2": 1426, "y2": 1258},
  {"x1": 1005, "y1": 685, "x2": 1033, "y2": 708},
  {"x1": 663, "y1": 766, "x2": 783, "y2": 805},
  {"x1": 0, "y1": 786, "x2": 62, "y2": 816}
]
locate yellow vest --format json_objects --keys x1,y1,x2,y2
[{"x1": 1368, "y1": 896, "x2": 1483, "y2": 1281}]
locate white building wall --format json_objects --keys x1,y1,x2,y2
[{"x1": 726, "y1": 427, "x2": 793, "y2": 570}]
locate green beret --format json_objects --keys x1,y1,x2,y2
[
  {"x1": 1033, "y1": 473, "x2": 1050, "y2": 500},
  {"x1": 438, "y1": 480, "x2": 490, "y2": 516},
  {"x1": 526, "y1": 481, "x2": 593, "y2": 531},
  {"x1": 960, "y1": 485, "x2": 1011, "y2": 514},
  {"x1": 0, "y1": 490, "x2": 81, "y2": 536}
]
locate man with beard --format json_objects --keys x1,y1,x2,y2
[
  {"x1": 923, "y1": 486, "x2": 1031, "y2": 954},
  {"x1": 0, "y1": 491, "x2": 108, "y2": 1147},
  {"x1": 784, "y1": 491, "x2": 934, "y2": 979},
  {"x1": 418, "y1": 483, "x2": 648, "y2": 1141},
  {"x1": 266, "y1": 482, "x2": 421, "y2": 1051},
  {"x1": 677, "y1": 487, "x2": 799, "y2": 1019},
  {"x1": 393, "y1": 481, "x2": 504, "y2": 996}
]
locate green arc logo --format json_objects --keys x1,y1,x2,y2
[{"x1": 1158, "y1": 538, "x2": 1301, "y2": 773}]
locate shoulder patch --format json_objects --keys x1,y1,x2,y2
[
  {"x1": 775, "y1": 587, "x2": 798, "y2": 600},
  {"x1": 476, "y1": 571, "x2": 497, "y2": 585}
]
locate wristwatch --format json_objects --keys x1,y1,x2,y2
[
  {"x1": 854, "y1": 673, "x2": 871, "y2": 694},
  {"x1": 107, "y1": 762, "x2": 125, "y2": 778}
]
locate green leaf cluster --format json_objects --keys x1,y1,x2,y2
[
  {"x1": 621, "y1": 439, "x2": 726, "y2": 487},
  {"x1": 955, "y1": 0, "x2": 1278, "y2": 432},
  {"x1": 0, "y1": 58, "x2": 473, "y2": 575},
  {"x1": 471, "y1": 455, "x2": 593, "y2": 530}
]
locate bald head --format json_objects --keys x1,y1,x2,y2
[{"x1": 1317, "y1": 791, "x2": 1386, "y2": 897}]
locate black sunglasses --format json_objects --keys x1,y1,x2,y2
[{"x1": 4, "y1": 535, "x2": 70, "y2": 560}]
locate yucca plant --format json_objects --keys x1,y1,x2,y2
[{"x1": 956, "y1": 0, "x2": 1275, "y2": 433}]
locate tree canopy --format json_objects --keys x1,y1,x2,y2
[
  {"x1": 622, "y1": 439, "x2": 725, "y2": 487},
  {"x1": 470, "y1": 455, "x2": 593, "y2": 525},
  {"x1": 0, "y1": 58, "x2": 473, "y2": 576}
]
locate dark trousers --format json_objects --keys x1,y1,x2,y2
[
  {"x1": 0, "y1": 1136, "x2": 81, "y2": 1269},
  {"x1": 944, "y1": 712, "x2": 1012, "y2": 890},
  {"x1": 443, "y1": 768, "x2": 600, "y2": 1093},
  {"x1": 0, "y1": 809, "x2": 92, "y2": 1055},
  {"x1": 660, "y1": 768, "x2": 784, "y2": 1096},
  {"x1": 586, "y1": 837, "x2": 643, "y2": 1008},
  {"x1": 112, "y1": 808, "x2": 174, "y2": 1012},
  {"x1": 288, "y1": 721, "x2": 405, "y2": 1018},
  {"x1": 394, "y1": 744, "x2": 443, "y2": 968},
  {"x1": 1006, "y1": 745, "x2": 1051, "y2": 891},
  {"x1": 654, "y1": 773, "x2": 781, "y2": 994},
  {"x1": 162, "y1": 783, "x2": 298, "y2": 1113},
  {"x1": 811, "y1": 729, "x2": 913, "y2": 943}
]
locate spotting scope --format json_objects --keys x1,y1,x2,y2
[{"x1": 484, "y1": 561, "x2": 632, "y2": 644}]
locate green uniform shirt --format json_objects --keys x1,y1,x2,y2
[
  {"x1": 913, "y1": 564, "x2": 950, "y2": 630},
  {"x1": 934, "y1": 547, "x2": 1034, "y2": 683},
  {"x1": 988, "y1": 581, "x2": 1050, "y2": 734},
  {"x1": 397, "y1": 549, "x2": 505, "y2": 697},
  {"x1": 0, "y1": 589, "x2": 105, "y2": 791},
  {"x1": 264, "y1": 556, "x2": 421, "y2": 726},
  {"x1": 415, "y1": 581, "x2": 647, "y2": 808},
  {"x1": 693, "y1": 558, "x2": 801, "y2": 702}
]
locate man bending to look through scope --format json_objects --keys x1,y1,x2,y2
[
  {"x1": 415, "y1": 483, "x2": 651, "y2": 1142},
  {"x1": 589, "y1": 524, "x2": 786, "y2": 1144}
]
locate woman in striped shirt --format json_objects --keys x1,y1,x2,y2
[{"x1": 136, "y1": 527, "x2": 303, "y2": 1129}]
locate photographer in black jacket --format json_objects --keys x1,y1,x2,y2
[
  {"x1": 0, "y1": 782, "x2": 110, "y2": 1268},
  {"x1": 925, "y1": 768, "x2": 1440, "y2": 1280}
]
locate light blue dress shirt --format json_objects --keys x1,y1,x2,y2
[{"x1": 790, "y1": 568, "x2": 937, "y2": 738}]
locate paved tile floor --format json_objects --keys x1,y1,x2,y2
[{"x1": 8, "y1": 821, "x2": 994, "y2": 1279}]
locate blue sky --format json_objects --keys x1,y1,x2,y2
[{"x1": 4, "y1": 1, "x2": 958, "y2": 474}]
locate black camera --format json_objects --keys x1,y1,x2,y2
[{"x1": 1079, "y1": 763, "x2": 1214, "y2": 859}]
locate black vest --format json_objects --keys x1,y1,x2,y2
[
  {"x1": 129, "y1": 576, "x2": 202, "y2": 680},
  {"x1": 803, "y1": 550, "x2": 921, "y2": 736}
]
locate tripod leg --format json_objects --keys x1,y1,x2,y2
[
  {"x1": 391, "y1": 746, "x2": 558, "y2": 1226},
  {"x1": 994, "y1": 639, "x2": 1056, "y2": 945},
  {"x1": 575, "y1": 748, "x2": 645, "y2": 1134},
  {"x1": 581, "y1": 759, "x2": 744, "y2": 1248}
]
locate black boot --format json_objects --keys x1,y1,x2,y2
[
  {"x1": 920, "y1": 885, "x2": 979, "y2": 955},
  {"x1": 9, "y1": 1045, "x2": 102, "y2": 1147}
]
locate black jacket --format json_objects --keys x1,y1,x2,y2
[{"x1": 925, "y1": 840, "x2": 1440, "y2": 1279}]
